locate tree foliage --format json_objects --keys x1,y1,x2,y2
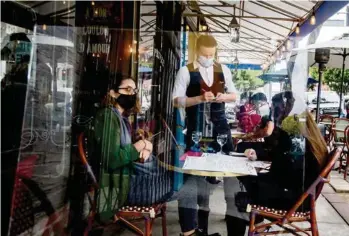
[
  {"x1": 309, "y1": 67, "x2": 349, "y2": 95},
  {"x1": 232, "y1": 70, "x2": 264, "y2": 92}
]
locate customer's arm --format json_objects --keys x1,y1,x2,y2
[
  {"x1": 243, "y1": 119, "x2": 274, "y2": 140},
  {"x1": 95, "y1": 109, "x2": 143, "y2": 169}
]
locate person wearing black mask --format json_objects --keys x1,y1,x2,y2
[{"x1": 93, "y1": 76, "x2": 155, "y2": 223}]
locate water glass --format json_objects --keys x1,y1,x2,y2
[
  {"x1": 191, "y1": 131, "x2": 202, "y2": 151},
  {"x1": 217, "y1": 133, "x2": 228, "y2": 154}
]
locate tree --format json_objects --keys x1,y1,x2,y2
[
  {"x1": 232, "y1": 70, "x2": 264, "y2": 92},
  {"x1": 309, "y1": 67, "x2": 349, "y2": 95}
]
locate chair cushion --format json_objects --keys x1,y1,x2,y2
[{"x1": 250, "y1": 205, "x2": 310, "y2": 219}]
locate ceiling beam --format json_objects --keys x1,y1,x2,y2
[
  {"x1": 218, "y1": 49, "x2": 271, "y2": 53},
  {"x1": 142, "y1": 12, "x2": 299, "y2": 22},
  {"x1": 216, "y1": 0, "x2": 293, "y2": 30},
  {"x1": 249, "y1": 1, "x2": 300, "y2": 19},
  {"x1": 280, "y1": 0, "x2": 309, "y2": 13}
]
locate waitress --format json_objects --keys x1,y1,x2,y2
[{"x1": 173, "y1": 35, "x2": 237, "y2": 236}]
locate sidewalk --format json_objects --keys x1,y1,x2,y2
[{"x1": 114, "y1": 173, "x2": 349, "y2": 236}]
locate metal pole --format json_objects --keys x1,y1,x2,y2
[
  {"x1": 316, "y1": 64, "x2": 324, "y2": 123},
  {"x1": 338, "y1": 49, "x2": 347, "y2": 117}
]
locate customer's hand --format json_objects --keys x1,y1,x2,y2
[
  {"x1": 244, "y1": 149, "x2": 257, "y2": 161},
  {"x1": 133, "y1": 139, "x2": 153, "y2": 153},
  {"x1": 139, "y1": 149, "x2": 151, "y2": 162},
  {"x1": 201, "y1": 91, "x2": 215, "y2": 102}
]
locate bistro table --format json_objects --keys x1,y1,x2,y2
[{"x1": 159, "y1": 151, "x2": 270, "y2": 177}]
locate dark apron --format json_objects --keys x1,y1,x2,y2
[{"x1": 185, "y1": 63, "x2": 233, "y2": 153}]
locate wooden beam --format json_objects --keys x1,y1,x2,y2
[{"x1": 142, "y1": 12, "x2": 299, "y2": 22}]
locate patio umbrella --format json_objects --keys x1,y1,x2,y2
[{"x1": 291, "y1": 38, "x2": 349, "y2": 118}]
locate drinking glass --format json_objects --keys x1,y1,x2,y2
[
  {"x1": 191, "y1": 131, "x2": 202, "y2": 151},
  {"x1": 217, "y1": 133, "x2": 228, "y2": 154}
]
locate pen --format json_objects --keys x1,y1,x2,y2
[{"x1": 202, "y1": 89, "x2": 216, "y2": 100}]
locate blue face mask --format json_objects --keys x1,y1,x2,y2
[{"x1": 197, "y1": 56, "x2": 214, "y2": 68}]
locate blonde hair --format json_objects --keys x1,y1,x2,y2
[{"x1": 301, "y1": 112, "x2": 328, "y2": 168}]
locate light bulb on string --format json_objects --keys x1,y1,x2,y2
[
  {"x1": 91, "y1": 1, "x2": 95, "y2": 6},
  {"x1": 287, "y1": 39, "x2": 292, "y2": 50},
  {"x1": 295, "y1": 24, "x2": 300, "y2": 35},
  {"x1": 202, "y1": 25, "x2": 208, "y2": 31},
  {"x1": 282, "y1": 45, "x2": 286, "y2": 52},
  {"x1": 310, "y1": 10, "x2": 316, "y2": 25}
]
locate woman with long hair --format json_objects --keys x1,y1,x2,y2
[{"x1": 225, "y1": 91, "x2": 328, "y2": 236}]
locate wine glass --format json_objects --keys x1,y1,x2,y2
[
  {"x1": 191, "y1": 131, "x2": 202, "y2": 152},
  {"x1": 217, "y1": 134, "x2": 228, "y2": 154}
]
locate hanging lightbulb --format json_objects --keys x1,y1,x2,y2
[
  {"x1": 310, "y1": 10, "x2": 316, "y2": 25},
  {"x1": 276, "y1": 49, "x2": 280, "y2": 57},
  {"x1": 202, "y1": 25, "x2": 208, "y2": 31},
  {"x1": 186, "y1": 25, "x2": 189, "y2": 31},
  {"x1": 282, "y1": 45, "x2": 286, "y2": 52},
  {"x1": 229, "y1": 5, "x2": 240, "y2": 43},
  {"x1": 43, "y1": 24, "x2": 47, "y2": 30},
  {"x1": 63, "y1": 1, "x2": 66, "y2": 4},
  {"x1": 91, "y1": 1, "x2": 95, "y2": 6},
  {"x1": 286, "y1": 39, "x2": 292, "y2": 50},
  {"x1": 295, "y1": 24, "x2": 300, "y2": 35}
]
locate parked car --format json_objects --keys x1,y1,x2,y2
[{"x1": 306, "y1": 91, "x2": 347, "y2": 118}]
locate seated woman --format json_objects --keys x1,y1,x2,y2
[
  {"x1": 236, "y1": 92, "x2": 276, "y2": 160},
  {"x1": 242, "y1": 110, "x2": 328, "y2": 211},
  {"x1": 225, "y1": 91, "x2": 328, "y2": 236},
  {"x1": 93, "y1": 76, "x2": 155, "y2": 222}
]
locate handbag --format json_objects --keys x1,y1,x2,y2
[
  {"x1": 234, "y1": 182, "x2": 252, "y2": 212},
  {"x1": 127, "y1": 156, "x2": 172, "y2": 206}
]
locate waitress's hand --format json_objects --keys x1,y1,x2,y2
[
  {"x1": 201, "y1": 91, "x2": 215, "y2": 102},
  {"x1": 244, "y1": 149, "x2": 257, "y2": 161},
  {"x1": 215, "y1": 92, "x2": 226, "y2": 103}
]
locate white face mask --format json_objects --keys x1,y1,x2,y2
[{"x1": 197, "y1": 56, "x2": 214, "y2": 68}]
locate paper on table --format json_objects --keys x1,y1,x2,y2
[
  {"x1": 248, "y1": 161, "x2": 271, "y2": 169},
  {"x1": 182, "y1": 154, "x2": 257, "y2": 176},
  {"x1": 229, "y1": 152, "x2": 246, "y2": 157}
]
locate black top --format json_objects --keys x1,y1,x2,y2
[{"x1": 268, "y1": 128, "x2": 320, "y2": 194}]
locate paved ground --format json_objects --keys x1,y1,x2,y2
[{"x1": 110, "y1": 171, "x2": 349, "y2": 236}]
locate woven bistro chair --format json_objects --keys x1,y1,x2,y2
[
  {"x1": 247, "y1": 148, "x2": 341, "y2": 236},
  {"x1": 343, "y1": 126, "x2": 349, "y2": 180},
  {"x1": 332, "y1": 118, "x2": 349, "y2": 174},
  {"x1": 78, "y1": 132, "x2": 167, "y2": 236},
  {"x1": 319, "y1": 115, "x2": 334, "y2": 147}
]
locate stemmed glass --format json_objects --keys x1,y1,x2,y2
[
  {"x1": 217, "y1": 133, "x2": 228, "y2": 154},
  {"x1": 191, "y1": 131, "x2": 202, "y2": 152}
]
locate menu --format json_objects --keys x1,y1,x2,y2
[{"x1": 182, "y1": 154, "x2": 258, "y2": 176}]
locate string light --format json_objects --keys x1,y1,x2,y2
[
  {"x1": 310, "y1": 10, "x2": 316, "y2": 25},
  {"x1": 43, "y1": 24, "x2": 47, "y2": 30},
  {"x1": 282, "y1": 45, "x2": 286, "y2": 52},
  {"x1": 95, "y1": 10, "x2": 98, "y2": 15},
  {"x1": 202, "y1": 25, "x2": 208, "y2": 31},
  {"x1": 295, "y1": 24, "x2": 300, "y2": 35},
  {"x1": 286, "y1": 39, "x2": 292, "y2": 50},
  {"x1": 91, "y1": 1, "x2": 95, "y2": 6},
  {"x1": 186, "y1": 25, "x2": 189, "y2": 31}
]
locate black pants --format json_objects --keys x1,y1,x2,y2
[{"x1": 177, "y1": 175, "x2": 212, "y2": 233}]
